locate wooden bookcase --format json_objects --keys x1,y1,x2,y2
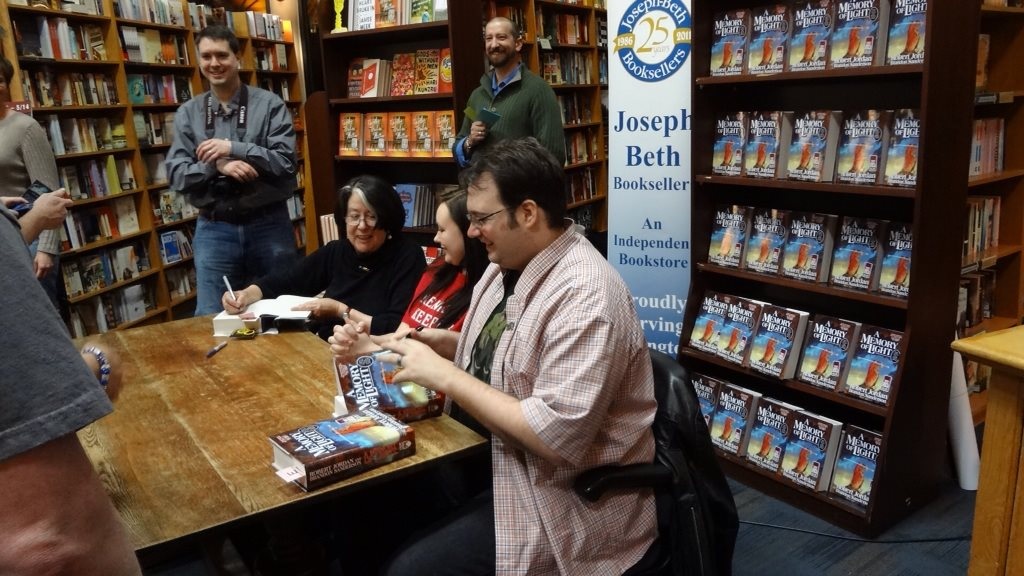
[
  {"x1": 964, "y1": 4, "x2": 1024, "y2": 424},
  {"x1": 680, "y1": 0, "x2": 977, "y2": 535},
  {"x1": 304, "y1": 3, "x2": 485, "y2": 244},
  {"x1": 0, "y1": 0, "x2": 313, "y2": 333},
  {"x1": 484, "y1": 0, "x2": 608, "y2": 231}
]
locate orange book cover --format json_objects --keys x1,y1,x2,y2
[
  {"x1": 437, "y1": 47, "x2": 453, "y2": 94},
  {"x1": 432, "y1": 109, "x2": 455, "y2": 157},
  {"x1": 411, "y1": 110, "x2": 435, "y2": 158},
  {"x1": 363, "y1": 111, "x2": 388, "y2": 157},
  {"x1": 338, "y1": 112, "x2": 363, "y2": 157},
  {"x1": 387, "y1": 111, "x2": 412, "y2": 158}
]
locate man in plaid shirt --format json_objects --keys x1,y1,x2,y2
[{"x1": 364, "y1": 138, "x2": 659, "y2": 575}]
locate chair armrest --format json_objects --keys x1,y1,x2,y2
[{"x1": 573, "y1": 463, "x2": 674, "y2": 503}]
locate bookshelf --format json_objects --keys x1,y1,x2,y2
[
  {"x1": 304, "y1": 2, "x2": 485, "y2": 243},
  {"x1": 681, "y1": 0, "x2": 977, "y2": 535},
  {"x1": 0, "y1": 0, "x2": 313, "y2": 333},
  {"x1": 964, "y1": 3, "x2": 1024, "y2": 424},
  {"x1": 484, "y1": 0, "x2": 608, "y2": 231}
]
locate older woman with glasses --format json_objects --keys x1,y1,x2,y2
[{"x1": 220, "y1": 174, "x2": 426, "y2": 340}]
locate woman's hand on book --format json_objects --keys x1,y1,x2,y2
[
  {"x1": 328, "y1": 321, "x2": 378, "y2": 362},
  {"x1": 222, "y1": 285, "x2": 262, "y2": 314}
]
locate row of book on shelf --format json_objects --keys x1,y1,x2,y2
[
  {"x1": 712, "y1": 109, "x2": 920, "y2": 188},
  {"x1": 21, "y1": 69, "x2": 119, "y2": 109},
  {"x1": 540, "y1": 52, "x2": 594, "y2": 86},
  {"x1": 10, "y1": 14, "x2": 107, "y2": 61},
  {"x1": 958, "y1": 268, "x2": 998, "y2": 339},
  {"x1": 711, "y1": 0, "x2": 927, "y2": 77},
  {"x1": 689, "y1": 290, "x2": 904, "y2": 408},
  {"x1": 152, "y1": 189, "x2": 198, "y2": 225},
  {"x1": 68, "y1": 281, "x2": 155, "y2": 337},
  {"x1": 159, "y1": 227, "x2": 193, "y2": 264},
  {"x1": 709, "y1": 206, "x2": 912, "y2": 300},
  {"x1": 38, "y1": 114, "x2": 127, "y2": 156},
  {"x1": 536, "y1": 10, "x2": 590, "y2": 46},
  {"x1": 118, "y1": 25, "x2": 190, "y2": 65},
  {"x1": 166, "y1": 266, "x2": 197, "y2": 301},
  {"x1": 134, "y1": 110, "x2": 176, "y2": 147},
  {"x1": 565, "y1": 129, "x2": 600, "y2": 166},
  {"x1": 58, "y1": 154, "x2": 136, "y2": 200},
  {"x1": 396, "y1": 183, "x2": 445, "y2": 228},
  {"x1": 62, "y1": 239, "x2": 148, "y2": 297},
  {"x1": 60, "y1": 195, "x2": 140, "y2": 251},
  {"x1": 9, "y1": 0, "x2": 103, "y2": 14},
  {"x1": 126, "y1": 73, "x2": 193, "y2": 105},
  {"x1": 344, "y1": 0, "x2": 448, "y2": 32},
  {"x1": 337, "y1": 110, "x2": 456, "y2": 158},
  {"x1": 253, "y1": 44, "x2": 290, "y2": 72},
  {"x1": 963, "y1": 196, "x2": 1001, "y2": 268},
  {"x1": 346, "y1": 51, "x2": 452, "y2": 99},
  {"x1": 696, "y1": 371, "x2": 883, "y2": 510}
]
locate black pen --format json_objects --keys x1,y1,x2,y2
[
  {"x1": 402, "y1": 326, "x2": 424, "y2": 340},
  {"x1": 206, "y1": 341, "x2": 228, "y2": 359}
]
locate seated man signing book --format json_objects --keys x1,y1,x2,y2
[
  {"x1": 222, "y1": 175, "x2": 425, "y2": 340},
  {"x1": 335, "y1": 138, "x2": 657, "y2": 574}
]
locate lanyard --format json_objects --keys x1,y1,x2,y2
[{"x1": 204, "y1": 84, "x2": 249, "y2": 140}]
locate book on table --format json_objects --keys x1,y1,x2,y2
[
  {"x1": 212, "y1": 294, "x2": 315, "y2": 336},
  {"x1": 269, "y1": 407, "x2": 416, "y2": 492},
  {"x1": 333, "y1": 350, "x2": 445, "y2": 423}
]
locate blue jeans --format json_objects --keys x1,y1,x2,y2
[
  {"x1": 192, "y1": 203, "x2": 298, "y2": 316},
  {"x1": 28, "y1": 238, "x2": 60, "y2": 311}
]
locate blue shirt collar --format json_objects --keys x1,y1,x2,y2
[{"x1": 491, "y1": 63, "x2": 523, "y2": 94}]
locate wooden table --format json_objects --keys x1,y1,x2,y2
[
  {"x1": 77, "y1": 316, "x2": 486, "y2": 559},
  {"x1": 951, "y1": 325, "x2": 1024, "y2": 576}
]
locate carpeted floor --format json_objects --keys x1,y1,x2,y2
[{"x1": 730, "y1": 477, "x2": 975, "y2": 576}]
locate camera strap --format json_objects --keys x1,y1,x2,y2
[{"x1": 204, "y1": 84, "x2": 249, "y2": 141}]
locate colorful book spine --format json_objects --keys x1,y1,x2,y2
[
  {"x1": 747, "y1": 4, "x2": 790, "y2": 75},
  {"x1": 788, "y1": 0, "x2": 833, "y2": 72},
  {"x1": 711, "y1": 111, "x2": 747, "y2": 177},
  {"x1": 710, "y1": 383, "x2": 762, "y2": 457},
  {"x1": 716, "y1": 296, "x2": 764, "y2": 366},
  {"x1": 840, "y1": 324, "x2": 903, "y2": 406},
  {"x1": 748, "y1": 304, "x2": 810, "y2": 379},
  {"x1": 745, "y1": 396, "x2": 799, "y2": 473},
  {"x1": 780, "y1": 212, "x2": 837, "y2": 283},
  {"x1": 829, "y1": 0, "x2": 888, "y2": 69},
  {"x1": 797, "y1": 314, "x2": 861, "y2": 391},
  {"x1": 877, "y1": 221, "x2": 912, "y2": 298},
  {"x1": 743, "y1": 111, "x2": 784, "y2": 179},
  {"x1": 883, "y1": 109, "x2": 921, "y2": 188},
  {"x1": 829, "y1": 216, "x2": 885, "y2": 292},
  {"x1": 829, "y1": 425, "x2": 883, "y2": 508},
  {"x1": 689, "y1": 291, "x2": 732, "y2": 356},
  {"x1": 885, "y1": 0, "x2": 927, "y2": 66},
  {"x1": 786, "y1": 110, "x2": 841, "y2": 182},
  {"x1": 710, "y1": 9, "x2": 750, "y2": 76},
  {"x1": 690, "y1": 372, "x2": 724, "y2": 426},
  {"x1": 744, "y1": 207, "x2": 788, "y2": 275},
  {"x1": 834, "y1": 109, "x2": 888, "y2": 185},
  {"x1": 779, "y1": 409, "x2": 843, "y2": 491},
  {"x1": 707, "y1": 205, "x2": 752, "y2": 268}
]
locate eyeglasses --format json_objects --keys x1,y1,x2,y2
[
  {"x1": 345, "y1": 213, "x2": 378, "y2": 226},
  {"x1": 466, "y1": 207, "x2": 511, "y2": 228}
]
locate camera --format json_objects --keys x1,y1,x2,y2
[{"x1": 210, "y1": 176, "x2": 241, "y2": 197}]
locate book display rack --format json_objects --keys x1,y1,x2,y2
[
  {"x1": 484, "y1": 0, "x2": 608, "y2": 231},
  {"x1": 0, "y1": 0, "x2": 312, "y2": 335},
  {"x1": 962, "y1": 2, "x2": 1024, "y2": 424},
  {"x1": 682, "y1": 0, "x2": 977, "y2": 535},
  {"x1": 305, "y1": 1, "x2": 483, "y2": 244}
]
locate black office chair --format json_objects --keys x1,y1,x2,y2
[{"x1": 574, "y1": 350, "x2": 738, "y2": 576}]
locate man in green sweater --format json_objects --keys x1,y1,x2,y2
[{"x1": 455, "y1": 17, "x2": 566, "y2": 167}]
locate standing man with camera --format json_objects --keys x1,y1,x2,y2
[{"x1": 167, "y1": 25, "x2": 297, "y2": 315}]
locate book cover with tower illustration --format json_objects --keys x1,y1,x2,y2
[
  {"x1": 743, "y1": 111, "x2": 784, "y2": 179},
  {"x1": 747, "y1": 4, "x2": 791, "y2": 75},
  {"x1": 745, "y1": 396, "x2": 799, "y2": 473},
  {"x1": 797, "y1": 314, "x2": 861, "y2": 391},
  {"x1": 748, "y1": 304, "x2": 810, "y2": 379},
  {"x1": 707, "y1": 205, "x2": 753, "y2": 268},
  {"x1": 689, "y1": 291, "x2": 733, "y2": 356},
  {"x1": 877, "y1": 221, "x2": 912, "y2": 298},
  {"x1": 691, "y1": 372, "x2": 725, "y2": 426},
  {"x1": 829, "y1": 216, "x2": 885, "y2": 292},
  {"x1": 779, "y1": 409, "x2": 843, "y2": 491},
  {"x1": 840, "y1": 324, "x2": 903, "y2": 406},
  {"x1": 883, "y1": 109, "x2": 921, "y2": 187},
  {"x1": 788, "y1": 0, "x2": 834, "y2": 72},
  {"x1": 744, "y1": 207, "x2": 789, "y2": 275},
  {"x1": 830, "y1": 0, "x2": 888, "y2": 69},
  {"x1": 710, "y1": 9, "x2": 750, "y2": 76},
  {"x1": 709, "y1": 383, "x2": 762, "y2": 456},
  {"x1": 830, "y1": 425, "x2": 883, "y2": 508},
  {"x1": 715, "y1": 296, "x2": 764, "y2": 366},
  {"x1": 886, "y1": 0, "x2": 926, "y2": 66},
  {"x1": 834, "y1": 109, "x2": 888, "y2": 185},
  {"x1": 712, "y1": 111, "x2": 747, "y2": 176},
  {"x1": 780, "y1": 212, "x2": 837, "y2": 283},
  {"x1": 786, "y1": 110, "x2": 841, "y2": 182}
]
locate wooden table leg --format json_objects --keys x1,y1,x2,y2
[{"x1": 969, "y1": 371, "x2": 1024, "y2": 576}]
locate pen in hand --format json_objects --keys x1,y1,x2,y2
[
  {"x1": 206, "y1": 341, "x2": 228, "y2": 359},
  {"x1": 223, "y1": 275, "x2": 236, "y2": 301}
]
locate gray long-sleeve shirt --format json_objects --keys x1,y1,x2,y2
[
  {"x1": 0, "y1": 111, "x2": 61, "y2": 255},
  {"x1": 166, "y1": 85, "x2": 296, "y2": 212}
]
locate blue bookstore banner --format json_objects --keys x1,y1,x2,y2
[{"x1": 608, "y1": 0, "x2": 693, "y2": 355}]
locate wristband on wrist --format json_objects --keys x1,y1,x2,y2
[{"x1": 81, "y1": 346, "x2": 111, "y2": 388}]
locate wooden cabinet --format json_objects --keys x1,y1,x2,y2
[
  {"x1": 0, "y1": 0, "x2": 309, "y2": 332},
  {"x1": 304, "y1": 5, "x2": 484, "y2": 242},
  {"x1": 680, "y1": 0, "x2": 977, "y2": 534},
  {"x1": 965, "y1": 3, "x2": 1024, "y2": 424},
  {"x1": 485, "y1": 0, "x2": 608, "y2": 231}
]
